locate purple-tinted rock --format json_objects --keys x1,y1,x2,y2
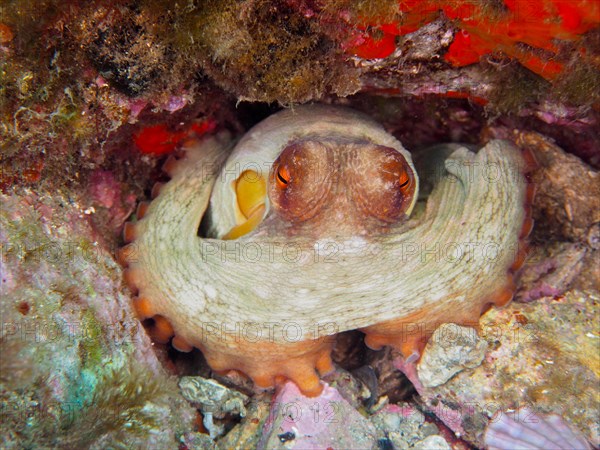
[
  {"x1": 516, "y1": 243, "x2": 587, "y2": 303},
  {"x1": 259, "y1": 381, "x2": 376, "y2": 450}
]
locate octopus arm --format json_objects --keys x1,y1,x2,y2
[
  {"x1": 122, "y1": 129, "x2": 530, "y2": 396},
  {"x1": 361, "y1": 140, "x2": 527, "y2": 355}
]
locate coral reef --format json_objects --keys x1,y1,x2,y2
[
  {"x1": 1, "y1": 0, "x2": 598, "y2": 192},
  {"x1": 517, "y1": 131, "x2": 600, "y2": 244}
]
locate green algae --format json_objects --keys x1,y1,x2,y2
[
  {"x1": 78, "y1": 310, "x2": 105, "y2": 371},
  {"x1": 483, "y1": 59, "x2": 548, "y2": 114},
  {"x1": 1, "y1": 359, "x2": 177, "y2": 449},
  {"x1": 555, "y1": 61, "x2": 600, "y2": 107},
  {"x1": 148, "y1": 0, "x2": 356, "y2": 104},
  {"x1": 56, "y1": 360, "x2": 177, "y2": 448}
]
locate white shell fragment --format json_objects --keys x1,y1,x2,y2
[{"x1": 484, "y1": 408, "x2": 592, "y2": 450}]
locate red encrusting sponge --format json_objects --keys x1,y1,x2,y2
[{"x1": 346, "y1": 0, "x2": 600, "y2": 80}]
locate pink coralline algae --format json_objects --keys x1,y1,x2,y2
[{"x1": 259, "y1": 381, "x2": 377, "y2": 449}]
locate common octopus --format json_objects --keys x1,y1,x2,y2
[{"x1": 119, "y1": 105, "x2": 534, "y2": 396}]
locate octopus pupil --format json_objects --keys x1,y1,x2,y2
[
  {"x1": 400, "y1": 179, "x2": 409, "y2": 188},
  {"x1": 277, "y1": 171, "x2": 288, "y2": 185}
]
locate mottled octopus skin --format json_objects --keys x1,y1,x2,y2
[{"x1": 120, "y1": 105, "x2": 533, "y2": 396}]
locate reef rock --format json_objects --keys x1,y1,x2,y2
[
  {"x1": 179, "y1": 376, "x2": 249, "y2": 439},
  {"x1": 417, "y1": 323, "x2": 488, "y2": 388},
  {"x1": 217, "y1": 394, "x2": 271, "y2": 450},
  {"x1": 0, "y1": 191, "x2": 196, "y2": 448},
  {"x1": 397, "y1": 283, "x2": 599, "y2": 448},
  {"x1": 371, "y1": 403, "x2": 449, "y2": 449},
  {"x1": 518, "y1": 131, "x2": 600, "y2": 245}
]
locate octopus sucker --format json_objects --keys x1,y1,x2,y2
[
  {"x1": 116, "y1": 244, "x2": 135, "y2": 266},
  {"x1": 198, "y1": 337, "x2": 335, "y2": 396},
  {"x1": 122, "y1": 267, "x2": 142, "y2": 293},
  {"x1": 132, "y1": 296, "x2": 154, "y2": 319},
  {"x1": 161, "y1": 154, "x2": 180, "y2": 177},
  {"x1": 151, "y1": 181, "x2": 165, "y2": 199},
  {"x1": 136, "y1": 201, "x2": 150, "y2": 220},
  {"x1": 120, "y1": 105, "x2": 534, "y2": 396},
  {"x1": 519, "y1": 214, "x2": 534, "y2": 239},
  {"x1": 150, "y1": 315, "x2": 175, "y2": 343},
  {"x1": 122, "y1": 222, "x2": 137, "y2": 243},
  {"x1": 172, "y1": 335, "x2": 194, "y2": 353},
  {"x1": 510, "y1": 243, "x2": 530, "y2": 273}
]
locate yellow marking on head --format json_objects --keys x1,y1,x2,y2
[
  {"x1": 223, "y1": 204, "x2": 266, "y2": 240},
  {"x1": 235, "y1": 170, "x2": 266, "y2": 219}
]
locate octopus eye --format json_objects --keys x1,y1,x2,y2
[
  {"x1": 276, "y1": 165, "x2": 290, "y2": 188},
  {"x1": 348, "y1": 143, "x2": 417, "y2": 223},
  {"x1": 399, "y1": 171, "x2": 411, "y2": 189},
  {"x1": 269, "y1": 141, "x2": 333, "y2": 223}
]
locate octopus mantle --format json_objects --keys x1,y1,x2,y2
[{"x1": 120, "y1": 105, "x2": 533, "y2": 396}]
